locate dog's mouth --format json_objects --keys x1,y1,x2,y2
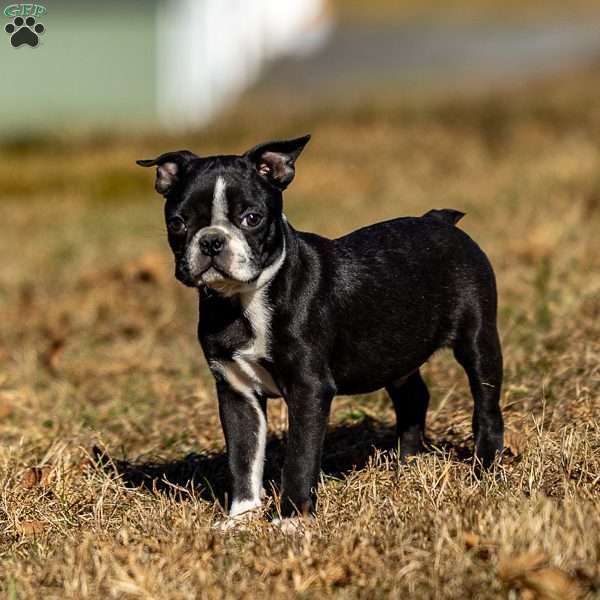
[
  {"x1": 198, "y1": 264, "x2": 230, "y2": 284},
  {"x1": 176, "y1": 254, "x2": 261, "y2": 295},
  {"x1": 175, "y1": 259, "x2": 229, "y2": 289},
  {"x1": 198, "y1": 266, "x2": 260, "y2": 296},
  {"x1": 185, "y1": 254, "x2": 232, "y2": 284}
]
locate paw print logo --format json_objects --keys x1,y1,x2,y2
[{"x1": 5, "y1": 16, "x2": 45, "y2": 48}]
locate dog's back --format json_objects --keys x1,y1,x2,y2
[{"x1": 297, "y1": 210, "x2": 497, "y2": 394}]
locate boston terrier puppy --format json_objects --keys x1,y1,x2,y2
[{"x1": 137, "y1": 135, "x2": 503, "y2": 522}]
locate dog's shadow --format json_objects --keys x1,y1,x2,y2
[{"x1": 93, "y1": 417, "x2": 471, "y2": 507}]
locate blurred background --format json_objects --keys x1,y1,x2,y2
[{"x1": 2, "y1": 0, "x2": 600, "y2": 133}]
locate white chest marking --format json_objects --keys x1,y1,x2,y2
[
  {"x1": 211, "y1": 239, "x2": 287, "y2": 398},
  {"x1": 212, "y1": 285, "x2": 281, "y2": 398}
]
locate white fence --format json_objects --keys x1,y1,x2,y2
[{"x1": 156, "y1": 0, "x2": 332, "y2": 128}]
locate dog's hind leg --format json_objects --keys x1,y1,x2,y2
[
  {"x1": 453, "y1": 321, "x2": 504, "y2": 469},
  {"x1": 387, "y1": 370, "x2": 429, "y2": 461}
]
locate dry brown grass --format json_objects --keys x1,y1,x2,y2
[{"x1": 1, "y1": 66, "x2": 600, "y2": 599}]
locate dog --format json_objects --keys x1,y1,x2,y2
[{"x1": 137, "y1": 135, "x2": 503, "y2": 521}]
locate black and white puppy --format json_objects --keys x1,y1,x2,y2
[{"x1": 137, "y1": 135, "x2": 503, "y2": 520}]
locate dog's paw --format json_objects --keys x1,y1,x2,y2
[
  {"x1": 271, "y1": 516, "x2": 312, "y2": 535},
  {"x1": 213, "y1": 508, "x2": 263, "y2": 532}
]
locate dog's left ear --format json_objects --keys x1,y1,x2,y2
[
  {"x1": 245, "y1": 135, "x2": 310, "y2": 190},
  {"x1": 136, "y1": 150, "x2": 198, "y2": 195}
]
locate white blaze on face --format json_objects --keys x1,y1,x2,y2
[{"x1": 210, "y1": 176, "x2": 228, "y2": 224}]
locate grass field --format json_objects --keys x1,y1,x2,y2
[{"x1": 1, "y1": 65, "x2": 599, "y2": 599}]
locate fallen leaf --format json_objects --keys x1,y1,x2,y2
[
  {"x1": 504, "y1": 429, "x2": 528, "y2": 457},
  {"x1": 574, "y1": 563, "x2": 600, "y2": 584},
  {"x1": 0, "y1": 401, "x2": 13, "y2": 419},
  {"x1": 499, "y1": 553, "x2": 581, "y2": 600},
  {"x1": 122, "y1": 252, "x2": 167, "y2": 283},
  {"x1": 464, "y1": 531, "x2": 497, "y2": 560},
  {"x1": 40, "y1": 336, "x2": 66, "y2": 375},
  {"x1": 523, "y1": 567, "x2": 581, "y2": 600},
  {"x1": 21, "y1": 466, "x2": 52, "y2": 489},
  {"x1": 321, "y1": 564, "x2": 351, "y2": 586},
  {"x1": 498, "y1": 552, "x2": 549, "y2": 581},
  {"x1": 19, "y1": 520, "x2": 46, "y2": 536},
  {"x1": 464, "y1": 532, "x2": 481, "y2": 549}
]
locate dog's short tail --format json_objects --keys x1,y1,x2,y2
[{"x1": 422, "y1": 208, "x2": 465, "y2": 226}]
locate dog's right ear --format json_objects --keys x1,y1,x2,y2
[{"x1": 136, "y1": 150, "x2": 198, "y2": 195}]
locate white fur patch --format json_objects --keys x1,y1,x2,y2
[
  {"x1": 229, "y1": 242, "x2": 286, "y2": 397},
  {"x1": 214, "y1": 506, "x2": 263, "y2": 530},
  {"x1": 271, "y1": 516, "x2": 310, "y2": 535},
  {"x1": 230, "y1": 496, "x2": 263, "y2": 519},
  {"x1": 211, "y1": 360, "x2": 268, "y2": 516},
  {"x1": 239, "y1": 288, "x2": 271, "y2": 362},
  {"x1": 211, "y1": 175, "x2": 228, "y2": 223},
  {"x1": 254, "y1": 238, "x2": 286, "y2": 291}
]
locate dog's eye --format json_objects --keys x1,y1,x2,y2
[
  {"x1": 241, "y1": 213, "x2": 263, "y2": 228},
  {"x1": 167, "y1": 217, "x2": 187, "y2": 235}
]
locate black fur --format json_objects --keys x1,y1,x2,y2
[{"x1": 138, "y1": 137, "x2": 503, "y2": 518}]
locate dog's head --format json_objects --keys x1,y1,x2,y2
[{"x1": 137, "y1": 135, "x2": 310, "y2": 295}]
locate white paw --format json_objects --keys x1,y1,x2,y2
[
  {"x1": 271, "y1": 516, "x2": 311, "y2": 535},
  {"x1": 213, "y1": 507, "x2": 263, "y2": 532}
]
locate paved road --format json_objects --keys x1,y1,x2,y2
[{"x1": 253, "y1": 18, "x2": 600, "y2": 100}]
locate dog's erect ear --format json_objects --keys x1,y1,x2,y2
[
  {"x1": 136, "y1": 150, "x2": 198, "y2": 195},
  {"x1": 245, "y1": 135, "x2": 310, "y2": 190}
]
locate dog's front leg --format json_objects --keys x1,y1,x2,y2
[
  {"x1": 281, "y1": 380, "x2": 335, "y2": 517},
  {"x1": 216, "y1": 380, "x2": 267, "y2": 518}
]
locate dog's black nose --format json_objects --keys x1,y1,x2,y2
[{"x1": 199, "y1": 232, "x2": 225, "y2": 257}]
